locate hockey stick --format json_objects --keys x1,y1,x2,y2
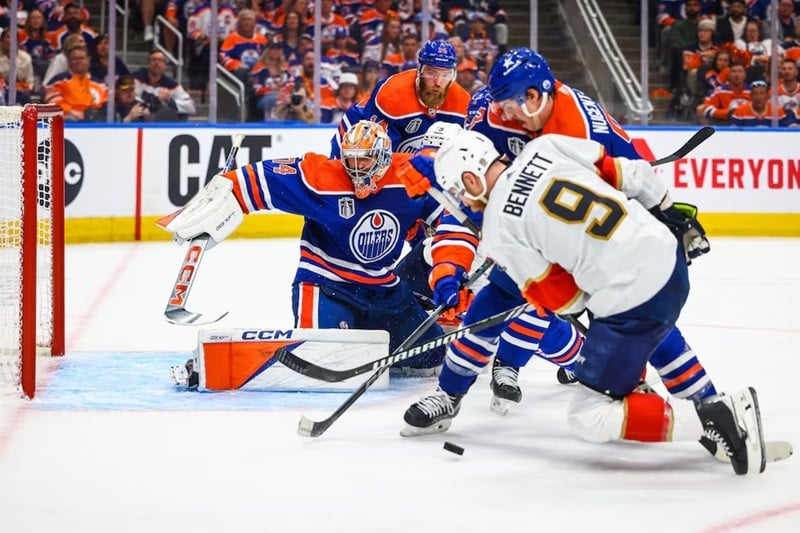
[
  {"x1": 163, "y1": 133, "x2": 245, "y2": 325},
  {"x1": 650, "y1": 126, "x2": 714, "y2": 166},
  {"x1": 278, "y1": 298, "x2": 529, "y2": 383},
  {"x1": 293, "y1": 258, "x2": 498, "y2": 438}
]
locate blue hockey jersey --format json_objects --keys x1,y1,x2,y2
[{"x1": 222, "y1": 152, "x2": 444, "y2": 290}]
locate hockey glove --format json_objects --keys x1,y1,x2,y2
[
  {"x1": 397, "y1": 148, "x2": 438, "y2": 199},
  {"x1": 429, "y1": 262, "x2": 474, "y2": 320},
  {"x1": 650, "y1": 199, "x2": 710, "y2": 264}
]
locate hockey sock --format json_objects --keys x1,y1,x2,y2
[
  {"x1": 621, "y1": 392, "x2": 674, "y2": 442},
  {"x1": 649, "y1": 327, "x2": 717, "y2": 401},
  {"x1": 438, "y1": 335, "x2": 492, "y2": 394}
]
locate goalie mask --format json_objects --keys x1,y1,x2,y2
[
  {"x1": 341, "y1": 120, "x2": 392, "y2": 199},
  {"x1": 433, "y1": 130, "x2": 500, "y2": 205}
]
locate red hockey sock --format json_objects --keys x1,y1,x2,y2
[{"x1": 621, "y1": 392, "x2": 674, "y2": 442}]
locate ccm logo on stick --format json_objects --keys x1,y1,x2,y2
[{"x1": 169, "y1": 244, "x2": 203, "y2": 306}]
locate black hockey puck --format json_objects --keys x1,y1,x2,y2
[{"x1": 443, "y1": 441, "x2": 464, "y2": 456}]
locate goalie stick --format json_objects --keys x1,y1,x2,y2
[
  {"x1": 162, "y1": 133, "x2": 245, "y2": 325},
  {"x1": 278, "y1": 298, "x2": 529, "y2": 383},
  {"x1": 294, "y1": 258, "x2": 498, "y2": 438}
]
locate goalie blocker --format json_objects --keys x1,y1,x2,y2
[{"x1": 172, "y1": 328, "x2": 390, "y2": 392}]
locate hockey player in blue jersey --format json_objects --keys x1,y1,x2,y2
[
  {"x1": 330, "y1": 39, "x2": 471, "y2": 157},
  {"x1": 162, "y1": 120, "x2": 447, "y2": 374},
  {"x1": 398, "y1": 48, "x2": 711, "y2": 436}
]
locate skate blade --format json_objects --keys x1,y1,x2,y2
[
  {"x1": 400, "y1": 419, "x2": 453, "y2": 437},
  {"x1": 735, "y1": 387, "x2": 767, "y2": 474},
  {"x1": 714, "y1": 440, "x2": 793, "y2": 465},
  {"x1": 490, "y1": 396, "x2": 512, "y2": 416}
]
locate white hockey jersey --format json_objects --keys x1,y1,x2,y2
[{"x1": 481, "y1": 134, "x2": 677, "y2": 318}]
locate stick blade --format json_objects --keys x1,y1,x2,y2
[
  {"x1": 164, "y1": 308, "x2": 229, "y2": 326},
  {"x1": 298, "y1": 415, "x2": 326, "y2": 438}
]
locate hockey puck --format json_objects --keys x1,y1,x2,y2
[{"x1": 443, "y1": 441, "x2": 464, "y2": 456}]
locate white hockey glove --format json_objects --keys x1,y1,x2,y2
[
  {"x1": 619, "y1": 158, "x2": 666, "y2": 210},
  {"x1": 158, "y1": 175, "x2": 244, "y2": 248}
]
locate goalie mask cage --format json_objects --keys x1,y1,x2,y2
[{"x1": 0, "y1": 105, "x2": 65, "y2": 400}]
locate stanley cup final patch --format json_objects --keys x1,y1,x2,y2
[{"x1": 338, "y1": 197, "x2": 355, "y2": 219}]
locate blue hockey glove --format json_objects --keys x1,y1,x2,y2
[{"x1": 429, "y1": 262, "x2": 473, "y2": 320}]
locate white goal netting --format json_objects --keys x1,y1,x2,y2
[{"x1": 0, "y1": 106, "x2": 57, "y2": 397}]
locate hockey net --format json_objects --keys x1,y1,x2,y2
[{"x1": 0, "y1": 105, "x2": 65, "y2": 399}]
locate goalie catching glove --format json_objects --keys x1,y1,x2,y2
[
  {"x1": 157, "y1": 174, "x2": 244, "y2": 249},
  {"x1": 429, "y1": 262, "x2": 474, "y2": 320},
  {"x1": 649, "y1": 195, "x2": 710, "y2": 264}
]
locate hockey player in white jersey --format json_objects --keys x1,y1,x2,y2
[{"x1": 401, "y1": 129, "x2": 767, "y2": 475}]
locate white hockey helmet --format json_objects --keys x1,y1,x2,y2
[
  {"x1": 421, "y1": 121, "x2": 464, "y2": 149},
  {"x1": 433, "y1": 130, "x2": 500, "y2": 204}
]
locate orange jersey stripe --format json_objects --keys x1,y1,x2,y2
[
  {"x1": 507, "y1": 320, "x2": 545, "y2": 340},
  {"x1": 551, "y1": 338, "x2": 582, "y2": 364},
  {"x1": 451, "y1": 339, "x2": 492, "y2": 365},
  {"x1": 522, "y1": 264, "x2": 582, "y2": 314},
  {"x1": 297, "y1": 282, "x2": 317, "y2": 328},
  {"x1": 299, "y1": 250, "x2": 396, "y2": 285},
  {"x1": 663, "y1": 363, "x2": 703, "y2": 390}
]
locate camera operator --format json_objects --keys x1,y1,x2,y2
[
  {"x1": 273, "y1": 85, "x2": 314, "y2": 122},
  {"x1": 271, "y1": 50, "x2": 334, "y2": 122},
  {"x1": 115, "y1": 75, "x2": 152, "y2": 123},
  {"x1": 132, "y1": 49, "x2": 196, "y2": 121}
]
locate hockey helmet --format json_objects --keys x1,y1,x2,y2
[
  {"x1": 487, "y1": 47, "x2": 555, "y2": 105},
  {"x1": 421, "y1": 121, "x2": 464, "y2": 149},
  {"x1": 341, "y1": 120, "x2": 392, "y2": 199},
  {"x1": 417, "y1": 40, "x2": 458, "y2": 70},
  {"x1": 434, "y1": 130, "x2": 500, "y2": 204}
]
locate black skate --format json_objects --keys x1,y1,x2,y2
[
  {"x1": 696, "y1": 387, "x2": 766, "y2": 475},
  {"x1": 556, "y1": 367, "x2": 577, "y2": 384},
  {"x1": 490, "y1": 358, "x2": 521, "y2": 415},
  {"x1": 400, "y1": 388, "x2": 463, "y2": 437}
]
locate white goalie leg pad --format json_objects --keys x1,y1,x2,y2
[
  {"x1": 162, "y1": 175, "x2": 244, "y2": 246},
  {"x1": 566, "y1": 384, "x2": 626, "y2": 443}
]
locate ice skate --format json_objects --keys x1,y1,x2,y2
[
  {"x1": 696, "y1": 387, "x2": 766, "y2": 475},
  {"x1": 490, "y1": 358, "x2": 521, "y2": 415},
  {"x1": 400, "y1": 388, "x2": 463, "y2": 437},
  {"x1": 556, "y1": 367, "x2": 577, "y2": 384},
  {"x1": 170, "y1": 359, "x2": 199, "y2": 390}
]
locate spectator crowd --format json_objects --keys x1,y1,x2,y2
[
  {"x1": 0, "y1": 0, "x2": 509, "y2": 123},
  {"x1": 657, "y1": 0, "x2": 800, "y2": 127}
]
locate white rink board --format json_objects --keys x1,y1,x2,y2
[
  {"x1": 632, "y1": 128, "x2": 800, "y2": 213},
  {"x1": 60, "y1": 126, "x2": 800, "y2": 221}
]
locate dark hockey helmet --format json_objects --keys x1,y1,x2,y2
[
  {"x1": 417, "y1": 39, "x2": 458, "y2": 70},
  {"x1": 487, "y1": 48, "x2": 555, "y2": 105}
]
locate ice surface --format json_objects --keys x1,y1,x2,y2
[{"x1": 0, "y1": 237, "x2": 798, "y2": 532}]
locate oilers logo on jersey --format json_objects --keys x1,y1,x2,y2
[{"x1": 349, "y1": 210, "x2": 400, "y2": 263}]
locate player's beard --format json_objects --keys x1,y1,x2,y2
[{"x1": 419, "y1": 82, "x2": 450, "y2": 109}]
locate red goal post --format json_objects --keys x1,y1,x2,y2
[{"x1": 0, "y1": 104, "x2": 65, "y2": 400}]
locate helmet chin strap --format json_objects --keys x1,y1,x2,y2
[
  {"x1": 462, "y1": 174, "x2": 489, "y2": 204},
  {"x1": 520, "y1": 92, "x2": 550, "y2": 131}
]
